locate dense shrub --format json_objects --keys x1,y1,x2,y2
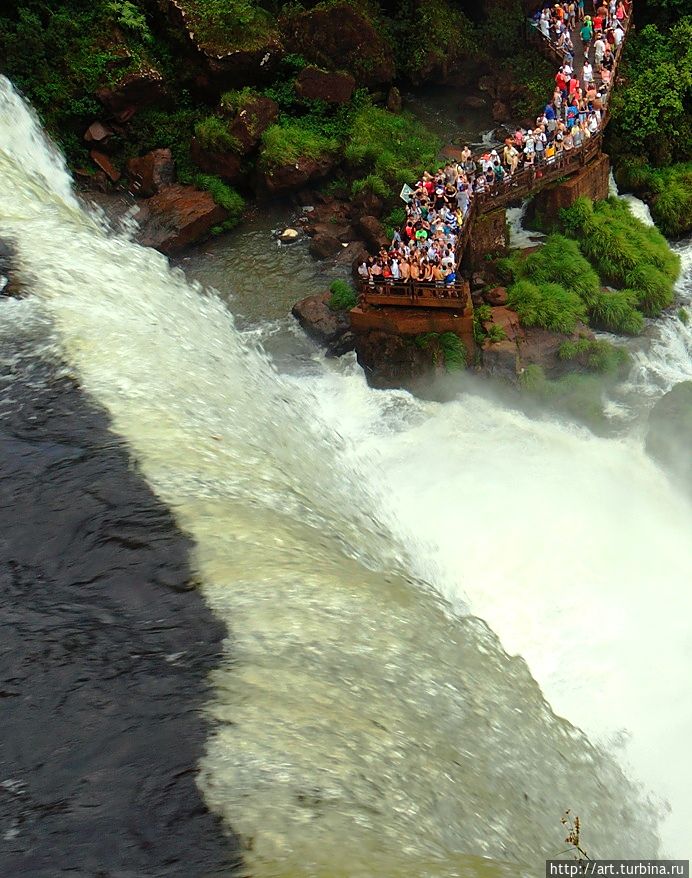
[
  {"x1": 260, "y1": 120, "x2": 339, "y2": 168},
  {"x1": 345, "y1": 106, "x2": 440, "y2": 188},
  {"x1": 416, "y1": 332, "x2": 467, "y2": 371},
  {"x1": 522, "y1": 234, "x2": 600, "y2": 304},
  {"x1": 175, "y1": 0, "x2": 276, "y2": 52},
  {"x1": 587, "y1": 290, "x2": 645, "y2": 335},
  {"x1": 328, "y1": 280, "x2": 357, "y2": 311},
  {"x1": 506, "y1": 279, "x2": 587, "y2": 335},
  {"x1": 616, "y1": 161, "x2": 692, "y2": 238},
  {"x1": 558, "y1": 337, "x2": 630, "y2": 374},
  {"x1": 607, "y1": 17, "x2": 692, "y2": 169}
]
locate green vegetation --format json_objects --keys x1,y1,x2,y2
[
  {"x1": 507, "y1": 279, "x2": 587, "y2": 335},
  {"x1": 416, "y1": 332, "x2": 467, "y2": 371},
  {"x1": 328, "y1": 279, "x2": 357, "y2": 311},
  {"x1": 560, "y1": 198, "x2": 680, "y2": 318},
  {"x1": 615, "y1": 161, "x2": 692, "y2": 238},
  {"x1": 260, "y1": 119, "x2": 339, "y2": 169},
  {"x1": 558, "y1": 337, "x2": 629, "y2": 374},
  {"x1": 194, "y1": 116, "x2": 241, "y2": 153},
  {"x1": 607, "y1": 17, "x2": 692, "y2": 170},
  {"x1": 345, "y1": 106, "x2": 441, "y2": 194},
  {"x1": 194, "y1": 174, "x2": 245, "y2": 226},
  {"x1": 388, "y1": 0, "x2": 476, "y2": 82},
  {"x1": 679, "y1": 308, "x2": 690, "y2": 325},
  {"x1": 586, "y1": 290, "x2": 645, "y2": 335},
  {"x1": 174, "y1": 0, "x2": 277, "y2": 53},
  {"x1": 220, "y1": 87, "x2": 261, "y2": 114}
]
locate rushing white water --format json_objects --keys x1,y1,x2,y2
[{"x1": 1, "y1": 77, "x2": 691, "y2": 871}]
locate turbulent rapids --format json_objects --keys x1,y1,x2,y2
[{"x1": 1, "y1": 77, "x2": 691, "y2": 874}]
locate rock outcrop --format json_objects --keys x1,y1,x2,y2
[
  {"x1": 294, "y1": 67, "x2": 355, "y2": 104},
  {"x1": 126, "y1": 149, "x2": 175, "y2": 197},
  {"x1": 96, "y1": 69, "x2": 166, "y2": 122},
  {"x1": 135, "y1": 184, "x2": 227, "y2": 253},
  {"x1": 282, "y1": 2, "x2": 395, "y2": 87},
  {"x1": 291, "y1": 292, "x2": 353, "y2": 352},
  {"x1": 261, "y1": 154, "x2": 336, "y2": 196}
]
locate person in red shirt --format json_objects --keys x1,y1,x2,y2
[
  {"x1": 593, "y1": 14, "x2": 603, "y2": 32},
  {"x1": 556, "y1": 69, "x2": 568, "y2": 97}
]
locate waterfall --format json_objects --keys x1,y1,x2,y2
[{"x1": 2, "y1": 77, "x2": 691, "y2": 871}]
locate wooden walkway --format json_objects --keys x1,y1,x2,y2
[{"x1": 360, "y1": 5, "x2": 631, "y2": 314}]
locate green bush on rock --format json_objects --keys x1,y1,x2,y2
[
  {"x1": 506, "y1": 279, "x2": 587, "y2": 335},
  {"x1": 194, "y1": 174, "x2": 245, "y2": 227},
  {"x1": 195, "y1": 116, "x2": 241, "y2": 153},
  {"x1": 328, "y1": 280, "x2": 357, "y2": 311},
  {"x1": 260, "y1": 119, "x2": 338, "y2": 169}
]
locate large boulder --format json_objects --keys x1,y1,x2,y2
[
  {"x1": 126, "y1": 148, "x2": 175, "y2": 197},
  {"x1": 646, "y1": 381, "x2": 692, "y2": 496},
  {"x1": 135, "y1": 184, "x2": 227, "y2": 253},
  {"x1": 261, "y1": 154, "x2": 336, "y2": 196},
  {"x1": 168, "y1": 0, "x2": 283, "y2": 85},
  {"x1": 190, "y1": 139, "x2": 243, "y2": 184},
  {"x1": 484, "y1": 286, "x2": 508, "y2": 306},
  {"x1": 281, "y1": 2, "x2": 395, "y2": 87},
  {"x1": 96, "y1": 69, "x2": 166, "y2": 122},
  {"x1": 354, "y1": 329, "x2": 432, "y2": 390},
  {"x1": 294, "y1": 67, "x2": 355, "y2": 104},
  {"x1": 291, "y1": 292, "x2": 351, "y2": 346},
  {"x1": 356, "y1": 215, "x2": 389, "y2": 252},
  {"x1": 90, "y1": 150, "x2": 121, "y2": 183},
  {"x1": 308, "y1": 233, "x2": 342, "y2": 260}
]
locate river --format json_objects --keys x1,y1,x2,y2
[{"x1": 1, "y1": 76, "x2": 691, "y2": 875}]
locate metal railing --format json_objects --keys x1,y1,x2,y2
[{"x1": 359, "y1": 7, "x2": 631, "y2": 311}]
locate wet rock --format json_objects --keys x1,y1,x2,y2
[
  {"x1": 294, "y1": 67, "x2": 355, "y2": 104},
  {"x1": 386, "y1": 86, "x2": 402, "y2": 113},
  {"x1": 136, "y1": 184, "x2": 227, "y2": 253},
  {"x1": 326, "y1": 330, "x2": 356, "y2": 358},
  {"x1": 291, "y1": 292, "x2": 351, "y2": 346},
  {"x1": 261, "y1": 154, "x2": 336, "y2": 196},
  {"x1": 354, "y1": 329, "x2": 431, "y2": 390},
  {"x1": 0, "y1": 238, "x2": 21, "y2": 298},
  {"x1": 471, "y1": 273, "x2": 487, "y2": 291},
  {"x1": 96, "y1": 68, "x2": 166, "y2": 122},
  {"x1": 481, "y1": 338, "x2": 519, "y2": 379},
  {"x1": 308, "y1": 233, "x2": 342, "y2": 259},
  {"x1": 126, "y1": 148, "x2": 175, "y2": 197},
  {"x1": 350, "y1": 189, "x2": 383, "y2": 221},
  {"x1": 90, "y1": 149, "x2": 121, "y2": 183},
  {"x1": 484, "y1": 286, "x2": 508, "y2": 306},
  {"x1": 190, "y1": 139, "x2": 243, "y2": 184},
  {"x1": 83, "y1": 121, "x2": 115, "y2": 144},
  {"x1": 356, "y1": 215, "x2": 389, "y2": 252},
  {"x1": 282, "y1": 2, "x2": 395, "y2": 87}
]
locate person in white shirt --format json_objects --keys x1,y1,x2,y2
[{"x1": 583, "y1": 61, "x2": 594, "y2": 84}]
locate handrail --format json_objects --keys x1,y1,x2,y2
[{"x1": 359, "y1": 6, "x2": 632, "y2": 311}]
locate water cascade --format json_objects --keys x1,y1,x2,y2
[{"x1": 1, "y1": 77, "x2": 691, "y2": 873}]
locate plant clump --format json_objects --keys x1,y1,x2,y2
[{"x1": 328, "y1": 279, "x2": 357, "y2": 311}]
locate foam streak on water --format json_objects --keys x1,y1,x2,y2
[{"x1": 1, "y1": 78, "x2": 690, "y2": 872}]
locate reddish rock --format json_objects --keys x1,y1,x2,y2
[
  {"x1": 96, "y1": 69, "x2": 166, "y2": 122},
  {"x1": 484, "y1": 286, "x2": 508, "y2": 306},
  {"x1": 261, "y1": 154, "x2": 336, "y2": 196},
  {"x1": 282, "y1": 2, "x2": 395, "y2": 87},
  {"x1": 90, "y1": 150, "x2": 121, "y2": 183},
  {"x1": 84, "y1": 122, "x2": 114, "y2": 144},
  {"x1": 190, "y1": 138, "x2": 243, "y2": 184},
  {"x1": 308, "y1": 233, "x2": 342, "y2": 259},
  {"x1": 291, "y1": 292, "x2": 351, "y2": 345},
  {"x1": 350, "y1": 189, "x2": 383, "y2": 220},
  {"x1": 356, "y1": 215, "x2": 389, "y2": 252},
  {"x1": 440, "y1": 144, "x2": 466, "y2": 163},
  {"x1": 126, "y1": 148, "x2": 175, "y2": 197},
  {"x1": 294, "y1": 67, "x2": 355, "y2": 104},
  {"x1": 228, "y1": 95, "x2": 279, "y2": 152},
  {"x1": 136, "y1": 184, "x2": 227, "y2": 254}
]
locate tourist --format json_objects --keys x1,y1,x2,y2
[{"x1": 580, "y1": 16, "x2": 593, "y2": 50}]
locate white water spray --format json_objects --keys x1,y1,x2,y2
[{"x1": 1, "y1": 78, "x2": 691, "y2": 871}]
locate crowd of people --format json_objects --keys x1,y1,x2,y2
[{"x1": 358, "y1": 0, "x2": 629, "y2": 292}]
